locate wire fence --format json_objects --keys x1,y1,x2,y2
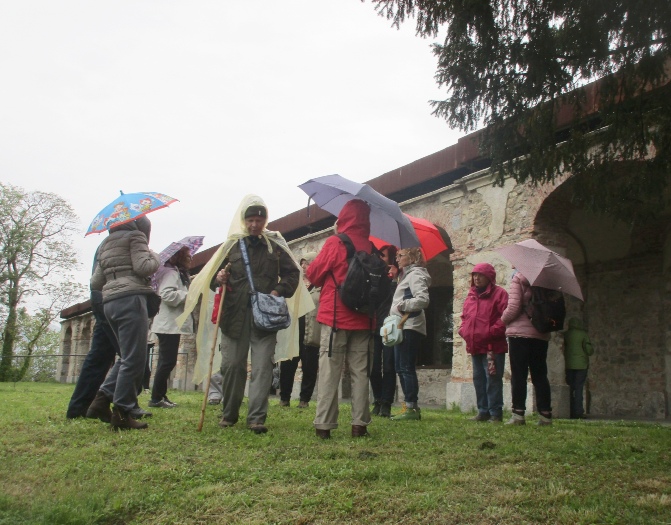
[{"x1": 8, "y1": 352, "x2": 191, "y2": 390}]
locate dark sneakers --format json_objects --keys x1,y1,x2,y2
[
  {"x1": 85, "y1": 390, "x2": 112, "y2": 423},
  {"x1": 129, "y1": 405, "x2": 153, "y2": 419},
  {"x1": 148, "y1": 397, "x2": 177, "y2": 409}
]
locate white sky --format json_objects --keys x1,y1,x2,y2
[{"x1": 0, "y1": 0, "x2": 462, "y2": 299}]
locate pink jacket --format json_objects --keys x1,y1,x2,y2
[
  {"x1": 306, "y1": 199, "x2": 373, "y2": 331},
  {"x1": 501, "y1": 272, "x2": 551, "y2": 341},
  {"x1": 458, "y1": 263, "x2": 508, "y2": 354}
]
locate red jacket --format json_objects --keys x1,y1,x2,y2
[
  {"x1": 458, "y1": 263, "x2": 509, "y2": 354},
  {"x1": 306, "y1": 199, "x2": 372, "y2": 331}
]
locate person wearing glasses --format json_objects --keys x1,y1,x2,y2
[{"x1": 389, "y1": 247, "x2": 431, "y2": 421}]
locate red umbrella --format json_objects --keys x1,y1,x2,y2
[{"x1": 371, "y1": 214, "x2": 452, "y2": 261}]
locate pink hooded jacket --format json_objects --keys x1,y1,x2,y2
[
  {"x1": 306, "y1": 199, "x2": 373, "y2": 331},
  {"x1": 501, "y1": 271, "x2": 551, "y2": 341},
  {"x1": 458, "y1": 263, "x2": 509, "y2": 355}
]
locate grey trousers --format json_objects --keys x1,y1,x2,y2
[
  {"x1": 100, "y1": 294, "x2": 149, "y2": 412},
  {"x1": 313, "y1": 326, "x2": 372, "y2": 430},
  {"x1": 208, "y1": 372, "x2": 223, "y2": 402},
  {"x1": 220, "y1": 308, "x2": 277, "y2": 426}
]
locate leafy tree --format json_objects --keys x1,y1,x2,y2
[
  {"x1": 0, "y1": 183, "x2": 85, "y2": 381},
  {"x1": 369, "y1": 0, "x2": 671, "y2": 220}
]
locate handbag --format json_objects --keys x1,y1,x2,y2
[
  {"x1": 146, "y1": 292, "x2": 162, "y2": 318},
  {"x1": 239, "y1": 239, "x2": 291, "y2": 332},
  {"x1": 380, "y1": 313, "x2": 410, "y2": 347}
]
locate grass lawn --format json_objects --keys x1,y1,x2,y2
[{"x1": 0, "y1": 383, "x2": 669, "y2": 524}]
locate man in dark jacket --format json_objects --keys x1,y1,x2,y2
[
  {"x1": 306, "y1": 199, "x2": 374, "y2": 439},
  {"x1": 213, "y1": 200, "x2": 299, "y2": 434}
]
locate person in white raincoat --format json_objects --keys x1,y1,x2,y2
[{"x1": 176, "y1": 195, "x2": 313, "y2": 434}]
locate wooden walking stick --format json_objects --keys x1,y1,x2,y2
[{"x1": 197, "y1": 263, "x2": 230, "y2": 432}]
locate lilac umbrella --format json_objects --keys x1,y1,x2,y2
[
  {"x1": 298, "y1": 174, "x2": 420, "y2": 248},
  {"x1": 151, "y1": 236, "x2": 204, "y2": 290},
  {"x1": 497, "y1": 239, "x2": 583, "y2": 300}
]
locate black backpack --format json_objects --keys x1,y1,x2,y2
[
  {"x1": 332, "y1": 234, "x2": 391, "y2": 316},
  {"x1": 527, "y1": 286, "x2": 566, "y2": 333}
]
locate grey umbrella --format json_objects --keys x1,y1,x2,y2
[{"x1": 298, "y1": 174, "x2": 420, "y2": 248}]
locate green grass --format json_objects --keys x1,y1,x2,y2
[{"x1": 0, "y1": 383, "x2": 669, "y2": 524}]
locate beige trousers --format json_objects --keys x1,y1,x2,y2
[{"x1": 313, "y1": 325, "x2": 372, "y2": 430}]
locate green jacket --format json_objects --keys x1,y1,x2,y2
[
  {"x1": 563, "y1": 317, "x2": 594, "y2": 370},
  {"x1": 212, "y1": 236, "x2": 299, "y2": 339}
]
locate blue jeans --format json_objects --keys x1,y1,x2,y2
[
  {"x1": 66, "y1": 306, "x2": 119, "y2": 418},
  {"x1": 471, "y1": 353, "x2": 505, "y2": 418},
  {"x1": 565, "y1": 369, "x2": 588, "y2": 417},
  {"x1": 371, "y1": 334, "x2": 396, "y2": 404},
  {"x1": 394, "y1": 329, "x2": 421, "y2": 404}
]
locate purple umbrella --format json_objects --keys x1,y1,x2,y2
[
  {"x1": 151, "y1": 236, "x2": 205, "y2": 290},
  {"x1": 298, "y1": 174, "x2": 420, "y2": 248}
]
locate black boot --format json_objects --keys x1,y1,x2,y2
[
  {"x1": 85, "y1": 390, "x2": 112, "y2": 423},
  {"x1": 379, "y1": 402, "x2": 392, "y2": 418},
  {"x1": 111, "y1": 407, "x2": 148, "y2": 430},
  {"x1": 371, "y1": 400, "x2": 381, "y2": 416}
]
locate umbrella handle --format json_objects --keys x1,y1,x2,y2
[
  {"x1": 197, "y1": 270, "x2": 229, "y2": 432},
  {"x1": 306, "y1": 196, "x2": 313, "y2": 219}
]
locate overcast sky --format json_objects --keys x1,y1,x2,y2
[{"x1": 0, "y1": 1, "x2": 462, "y2": 297}]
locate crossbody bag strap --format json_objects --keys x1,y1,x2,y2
[{"x1": 238, "y1": 238, "x2": 256, "y2": 293}]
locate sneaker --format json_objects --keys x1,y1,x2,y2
[
  {"x1": 537, "y1": 414, "x2": 553, "y2": 426},
  {"x1": 162, "y1": 396, "x2": 178, "y2": 407},
  {"x1": 489, "y1": 416, "x2": 503, "y2": 424},
  {"x1": 470, "y1": 413, "x2": 491, "y2": 422},
  {"x1": 297, "y1": 400, "x2": 309, "y2": 409},
  {"x1": 279, "y1": 399, "x2": 290, "y2": 407},
  {"x1": 248, "y1": 423, "x2": 268, "y2": 434},
  {"x1": 208, "y1": 398, "x2": 222, "y2": 405},
  {"x1": 148, "y1": 399, "x2": 174, "y2": 408},
  {"x1": 391, "y1": 407, "x2": 421, "y2": 421},
  {"x1": 129, "y1": 406, "x2": 153, "y2": 419},
  {"x1": 505, "y1": 413, "x2": 526, "y2": 425}
]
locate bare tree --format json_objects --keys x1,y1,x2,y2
[{"x1": 0, "y1": 183, "x2": 85, "y2": 381}]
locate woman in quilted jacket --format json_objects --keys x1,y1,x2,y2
[{"x1": 458, "y1": 263, "x2": 508, "y2": 423}]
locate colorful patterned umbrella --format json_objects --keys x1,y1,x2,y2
[
  {"x1": 157, "y1": 236, "x2": 205, "y2": 265},
  {"x1": 85, "y1": 191, "x2": 178, "y2": 235}
]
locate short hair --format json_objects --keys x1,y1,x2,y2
[{"x1": 405, "y1": 247, "x2": 426, "y2": 267}]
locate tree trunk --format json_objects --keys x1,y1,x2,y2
[{"x1": 0, "y1": 304, "x2": 18, "y2": 381}]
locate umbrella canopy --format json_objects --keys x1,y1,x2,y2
[
  {"x1": 298, "y1": 174, "x2": 420, "y2": 248},
  {"x1": 157, "y1": 235, "x2": 205, "y2": 265},
  {"x1": 85, "y1": 191, "x2": 178, "y2": 235},
  {"x1": 497, "y1": 239, "x2": 584, "y2": 300},
  {"x1": 371, "y1": 214, "x2": 452, "y2": 261}
]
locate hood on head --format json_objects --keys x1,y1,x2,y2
[
  {"x1": 471, "y1": 262, "x2": 496, "y2": 286},
  {"x1": 228, "y1": 194, "x2": 269, "y2": 237},
  {"x1": 110, "y1": 215, "x2": 151, "y2": 242},
  {"x1": 568, "y1": 317, "x2": 585, "y2": 330},
  {"x1": 336, "y1": 199, "x2": 370, "y2": 238}
]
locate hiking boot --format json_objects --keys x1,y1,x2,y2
[
  {"x1": 297, "y1": 400, "x2": 309, "y2": 409},
  {"x1": 110, "y1": 407, "x2": 148, "y2": 430},
  {"x1": 371, "y1": 401, "x2": 381, "y2": 416},
  {"x1": 391, "y1": 407, "x2": 421, "y2": 421},
  {"x1": 248, "y1": 423, "x2": 268, "y2": 434},
  {"x1": 351, "y1": 425, "x2": 370, "y2": 437},
  {"x1": 537, "y1": 413, "x2": 553, "y2": 426},
  {"x1": 279, "y1": 399, "x2": 290, "y2": 407},
  {"x1": 129, "y1": 405, "x2": 153, "y2": 419},
  {"x1": 148, "y1": 399, "x2": 174, "y2": 408},
  {"x1": 379, "y1": 402, "x2": 392, "y2": 418},
  {"x1": 86, "y1": 390, "x2": 112, "y2": 423},
  {"x1": 218, "y1": 418, "x2": 235, "y2": 428},
  {"x1": 505, "y1": 413, "x2": 526, "y2": 425},
  {"x1": 470, "y1": 412, "x2": 491, "y2": 422},
  {"x1": 316, "y1": 429, "x2": 331, "y2": 439}
]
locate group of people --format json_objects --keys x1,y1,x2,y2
[
  {"x1": 67, "y1": 192, "x2": 593, "y2": 434},
  {"x1": 459, "y1": 264, "x2": 593, "y2": 425}
]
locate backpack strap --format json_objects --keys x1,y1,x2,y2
[{"x1": 327, "y1": 234, "x2": 354, "y2": 358}]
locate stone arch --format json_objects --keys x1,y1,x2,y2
[{"x1": 532, "y1": 176, "x2": 671, "y2": 419}]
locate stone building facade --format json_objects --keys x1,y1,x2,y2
[{"x1": 58, "y1": 145, "x2": 671, "y2": 421}]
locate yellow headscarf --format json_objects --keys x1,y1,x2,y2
[{"x1": 177, "y1": 194, "x2": 314, "y2": 385}]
